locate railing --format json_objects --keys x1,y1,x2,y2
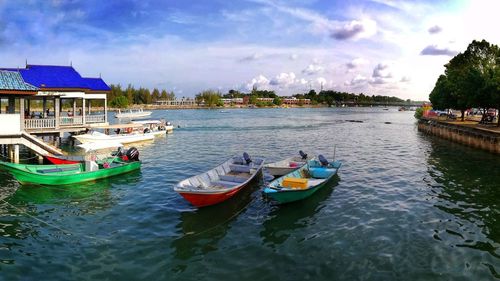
[
  {"x1": 24, "y1": 118, "x2": 56, "y2": 129},
  {"x1": 85, "y1": 114, "x2": 105, "y2": 123},
  {"x1": 59, "y1": 116, "x2": 84, "y2": 126}
]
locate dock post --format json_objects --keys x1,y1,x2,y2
[
  {"x1": 13, "y1": 145, "x2": 19, "y2": 164},
  {"x1": 38, "y1": 155, "x2": 43, "y2": 164}
]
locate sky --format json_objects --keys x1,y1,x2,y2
[{"x1": 0, "y1": 0, "x2": 499, "y2": 100}]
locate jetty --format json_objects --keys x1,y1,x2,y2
[{"x1": 0, "y1": 64, "x2": 110, "y2": 163}]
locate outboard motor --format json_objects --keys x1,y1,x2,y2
[
  {"x1": 318, "y1": 155, "x2": 329, "y2": 167},
  {"x1": 243, "y1": 152, "x2": 252, "y2": 164},
  {"x1": 125, "y1": 147, "x2": 140, "y2": 162},
  {"x1": 143, "y1": 128, "x2": 151, "y2": 134},
  {"x1": 299, "y1": 150, "x2": 308, "y2": 160}
]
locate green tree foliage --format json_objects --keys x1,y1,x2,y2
[
  {"x1": 107, "y1": 84, "x2": 177, "y2": 107},
  {"x1": 273, "y1": 96, "x2": 283, "y2": 106},
  {"x1": 152, "y1": 88, "x2": 160, "y2": 102},
  {"x1": 196, "y1": 90, "x2": 222, "y2": 107},
  {"x1": 428, "y1": 39, "x2": 500, "y2": 123},
  {"x1": 109, "y1": 96, "x2": 129, "y2": 108}
]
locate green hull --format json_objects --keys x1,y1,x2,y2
[
  {"x1": 0, "y1": 160, "x2": 141, "y2": 185},
  {"x1": 266, "y1": 178, "x2": 331, "y2": 204}
]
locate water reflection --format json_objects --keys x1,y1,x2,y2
[
  {"x1": 260, "y1": 177, "x2": 338, "y2": 248},
  {"x1": 170, "y1": 179, "x2": 261, "y2": 273},
  {"x1": 425, "y1": 138, "x2": 500, "y2": 275}
]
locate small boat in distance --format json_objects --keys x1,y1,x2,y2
[
  {"x1": 174, "y1": 153, "x2": 265, "y2": 207},
  {"x1": 115, "y1": 108, "x2": 152, "y2": 119},
  {"x1": 0, "y1": 147, "x2": 142, "y2": 185},
  {"x1": 131, "y1": 119, "x2": 174, "y2": 135},
  {"x1": 265, "y1": 150, "x2": 311, "y2": 177},
  {"x1": 263, "y1": 155, "x2": 341, "y2": 204}
]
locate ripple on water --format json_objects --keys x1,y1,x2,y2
[{"x1": 0, "y1": 109, "x2": 499, "y2": 280}]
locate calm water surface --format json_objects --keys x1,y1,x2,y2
[{"x1": 1, "y1": 108, "x2": 500, "y2": 280}]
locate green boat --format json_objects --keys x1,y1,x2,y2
[
  {"x1": 0, "y1": 156, "x2": 141, "y2": 186},
  {"x1": 263, "y1": 155, "x2": 341, "y2": 204}
]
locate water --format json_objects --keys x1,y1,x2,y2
[{"x1": 1, "y1": 107, "x2": 500, "y2": 280}]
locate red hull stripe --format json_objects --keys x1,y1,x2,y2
[
  {"x1": 45, "y1": 156, "x2": 80, "y2": 165},
  {"x1": 179, "y1": 185, "x2": 245, "y2": 207}
]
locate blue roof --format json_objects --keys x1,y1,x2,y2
[
  {"x1": 83, "y1": 77, "x2": 111, "y2": 91},
  {"x1": 3, "y1": 65, "x2": 111, "y2": 92},
  {"x1": 0, "y1": 70, "x2": 38, "y2": 91}
]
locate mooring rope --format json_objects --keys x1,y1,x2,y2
[{"x1": 0, "y1": 153, "x2": 40, "y2": 161}]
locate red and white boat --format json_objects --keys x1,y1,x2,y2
[{"x1": 174, "y1": 153, "x2": 265, "y2": 207}]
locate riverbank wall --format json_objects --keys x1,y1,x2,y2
[{"x1": 418, "y1": 118, "x2": 500, "y2": 154}]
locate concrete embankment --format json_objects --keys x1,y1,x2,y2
[{"x1": 418, "y1": 118, "x2": 500, "y2": 154}]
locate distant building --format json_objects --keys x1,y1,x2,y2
[
  {"x1": 154, "y1": 98, "x2": 197, "y2": 106},
  {"x1": 283, "y1": 97, "x2": 311, "y2": 105}
]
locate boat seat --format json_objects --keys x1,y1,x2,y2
[
  {"x1": 210, "y1": 180, "x2": 239, "y2": 188},
  {"x1": 219, "y1": 175, "x2": 247, "y2": 183},
  {"x1": 307, "y1": 178, "x2": 326, "y2": 187},
  {"x1": 37, "y1": 166, "x2": 80, "y2": 174},
  {"x1": 229, "y1": 164, "x2": 251, "y2": 173}
]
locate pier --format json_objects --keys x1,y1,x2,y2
[{"x1": 0, "y1": 65, "x2": 110, "y2": 163}]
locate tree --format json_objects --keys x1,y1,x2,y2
[
  {"x1": 196, "y1": 90, "x2": 221, "y2": 107},
  {"x1": 273, "y1": 96, "x2": 283, "y2": 106},
  {"x1": 160, "y1": 90, "x2": 168, "y2": 100},
  {"x1": 110, "y1": 96, "x2": 129, "y2": 108},
  {"x1": 152, "y1": 88, "x2": 160, "y2": 102}
]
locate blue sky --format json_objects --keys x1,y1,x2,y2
[{"x1": 0, "y1": 0, "x2": 498, "y2": 100}]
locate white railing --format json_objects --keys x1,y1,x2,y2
[
  {"x1": 59, "y1": 116, "x2": 84, "y2": 126},
  {"x1": 24, "y1": 118, "x2": 56, "y2": 129},
  {"x1": 85, "y1": 115, "x2": 105, "y2": 123}
]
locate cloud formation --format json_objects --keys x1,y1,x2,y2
[
  {"x1": 420, "y1": 45, "x2": 457, "y2": 56},
  {"x1": 302, "y1": 63, "x2": 323, "y2": 75},
  {"x1": 428, "y1": 25, "x2": 442, "y2": 34},
  {"x1": 331, "y1": 19, "x2": 377, "y2": 40}
]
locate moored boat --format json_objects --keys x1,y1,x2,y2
[
  {"x1": 174, "y1": 153, "x2": 265, "y2": 207},
  {"x1": 0, "y1": 147, "x2": 142, "y2": 185},
  {"x1": 132, "y1": 119, "x2": 174, "y2": 135},
  {"x1": 265, "y1": 150, "x2": 311, "y2": 177},
  {"x1": 115, "y1": 108, "x2": 152, "y2": 119},
  {"x1": 73, "y1": 124, "x2": 155, "y2": 144},
  {"x1": 263, "y1": 155, "x2": 341, "y2": 204}
]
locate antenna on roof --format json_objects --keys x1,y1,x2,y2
[
  {"x1": 70, "y1": 61, "x2": 73, "y2": 67},
  {"x1": 25, "y1": 59, "x2": 27, "y2": 67}
]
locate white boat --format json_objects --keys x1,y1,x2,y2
[
  {"x1": 115, "y1": 109, "x2": 152, "y2": 119},
  {"x1": 265, "y1": 151, "x2": 311, "y2": 177},
  {"x1": 74, "y1": 131, "x2": 154, "y2": 144},
  {"x1": 132, "y1": 119, "x2": 174, "y2": 135}
]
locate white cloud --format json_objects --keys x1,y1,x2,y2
[
  {"x1": 246, "y1": 74, "x2": 270, "y2": 90},
  {"x1": 346, "y1": 57, "x2": 368, "y2": 71},
  {"x1": 331, "y1": 19, "x2": 377, "y2": 40},
  {"x1": 270, "y1": 72, "x2": 297, "y2": 87},
  {"x1": 302, "y1": 63, "x2": 324, "y2": 75}
]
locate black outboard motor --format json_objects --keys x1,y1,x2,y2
[
  {"x1": 126, "y1": 147, "x2": 140, "y2": 161},
  {"x1": 299, "y1": 150, "x2": 308, "y2": 160},
  {"x1": 143, "y1": 128, "x2": 151, "y2": 134},
  {"x1": 243, "y1": 152, "x2": 252, "y2": 164},
  {"x1": 318, "y1": 155, "x2": 329, "y2": 167}
]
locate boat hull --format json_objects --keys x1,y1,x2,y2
[
  {"x1": 266, "y1": 166, "x2": 296, "y2": 177},
  {"x1": 74, "y1": 133, "x2": 154, "y2": 144},
  {"x1": 264, "y1": 178, "x2": 332, "y2": 204},
  {"x1": 0, "y1": 161, "x2": 141, "y2": 185},
  {"x1": 177, "y1": 184, "x2": 246, "y2": 207}
]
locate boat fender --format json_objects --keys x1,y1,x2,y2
[
  {"x1": 243, "y1": 152, "x2": 252, "y2": 164},
  {"x1": 103, "y1": 162, "x2": 110, "y2": 168},
  {"x1": 143, "y1": 128, "x2": 151, "y2": 134},
  {"x1": 126, "y1": 147, "x2": 140, "y2": 161},
  {"x1": 318, "y1": 155, "x2": 329, "y2": 166},
  {"x1": 299, "y1": 150, "x2": 308, "y2": 160},
  {"x1": 126, "y1": 127, "x2": 133, "y2": 134}
]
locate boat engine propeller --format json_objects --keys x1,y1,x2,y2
[
  {"x1": 318, "y1": 155, "x2": 329, "y2": 166},
  {"x1": 299, "y1": 150, "x2": 308, "y2": 160}
]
